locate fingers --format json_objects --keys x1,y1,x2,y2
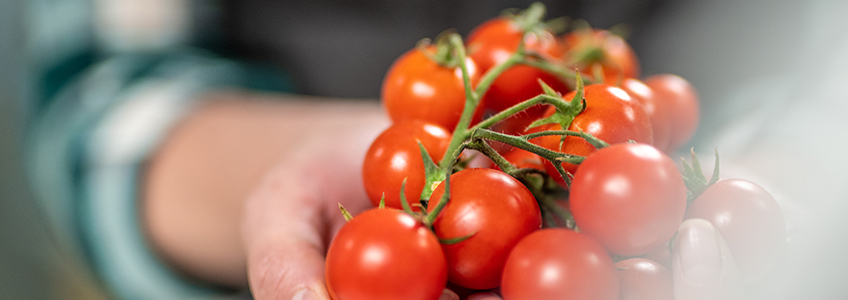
[
  {"x1": 242, "y1": 161, "x2": 332, "y2": 300},
  {"x1": 242, "y1": 125, "x2": 383, "y2": 300},
  {"x1": 672, "y1": 219, "x2": 746, "y2": 300}
]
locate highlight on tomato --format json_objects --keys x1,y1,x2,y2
[
  {"x1": 644, "y1": 74, "x2": 699, "y2": 153},
  {"x1": 569, "y1": 143, "x2": 686, "y2": 256},
  {"x1": 467, "y1": 12, "x2": 570, "y2": 134},
  {"x1": 686, "y1": 178, "x2": 787, "y2": 284},
  {"x1": 531, "y1": 83, "x2": 653, "y2": 186},
  {"x1": 382, "y1": 45, "x2": 480, "y2": 131},
  {"x1": 561, "y1": 28, "x2": 640, "y2": 82},
  {"x1": 501, "y1": 228, "x2": 619, "y2": 300},
  {"x1": 325, "y1": 209, "x2": 448, "y2": 300},
  {"x1": 362, "y1": 120, "x2": 451, "y2": 209},
  {"x1": 427, "y1": 168, "x2": 542, "y2": 290}
]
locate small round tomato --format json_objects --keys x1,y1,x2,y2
[
  {"x1": 562, "y1": 29, "x2": 640, "y2": 81},
  {"x1": 570, "y1": 143, "x2": 686, "y2": 256},
  {"x1": 615, "y1": 258, "x2": 674, "y2": 300},
  {"x1": 644, "y1": 74, "x2": 699, "y2": 153},
  {"x1": 362, "y1": 121, "x2": 451, "y2": 209},
  {"x1": 467, "y1": 17, "x2": 570, "y2": 126},
  {"x1": 532, "y1": 84, "x2": 653, "y2": 185},
  {"x1": 501, "y1": 229, "x2": 618, "y2": 300},
  {"x1": 686, "y1": 179, "x2": 786, "y2": 284},
  {"x1": 325, "y1": 209, "x2": 447, "y2": 300},
  {"x1": 427, "y1": 168, "x2": 541, "y2": 290},
  {"x1": 382, "y1": 46, "x2": 480, "y2": 131},
  {"x1": 620, "y1": 78, "x2": 671, "y2": 151}
]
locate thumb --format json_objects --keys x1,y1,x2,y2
[
  {"x1": 672, "y1": 218, "x2": 746, "y2": 300},
  {"x1": 242, "y1": 161, "x2": 335, "y2": 300}
]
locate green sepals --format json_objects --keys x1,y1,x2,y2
[
  {"x1": 539, "y1": 79, "x2": 561, "y2": 97},
  {"x1": 379, "y1": 193, "x2": 386, "y2": 209},
  {"x1": 399, "y1": 178, "x2": 414, "y2": 215},
  {"x1": 418, "y1": 141, "x2": 445, "y2": 204},
  {"x1": 338, "y1": 203, "x2": 353, "y2": 222},
  {"x1": 680, "y1": 148, "x2": 721, "y2": 203},
  {"x1": 417, "y1": 30, "x2": 463, "y2": 69},
  {"x1": 544, "y1": 16, "x2": 571, "y2": 34},
  {"x1": 439, "y1": 232, "x2": 476, "y2": 245},
  {"x1": 513, "y1": 2, "x2": 547, "y2": 33}
]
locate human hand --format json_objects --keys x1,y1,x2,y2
[{"x1": 240, "y1": 122, "x2": 478, "y2": 300}]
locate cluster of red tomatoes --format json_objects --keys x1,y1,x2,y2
[{"x1": 325, "y1": 3, "x2": 786, "y2": 300}]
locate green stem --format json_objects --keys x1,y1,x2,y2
[
  {"x1": 520, "y1": 58, "x2": 597, "y2": 84},
  {"x1": 522, "y1": 130, "x2": 609, "y2": 149},
  {"x1": 470, "y1": 129, "x2": 585, "y2": 165},
  {"x1": 470, "y1": 94, "x2": 566, "y2": 131},
  {"x1": 537, "y1": 196, "x2": 575, "y2": 229},
  {"x1": 465, "y1": 139, "x2": 517, "y2": 174}
]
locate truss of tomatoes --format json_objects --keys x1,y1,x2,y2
[{"x1": 325, "y1": 3, "x2": 786, "y2": 300}]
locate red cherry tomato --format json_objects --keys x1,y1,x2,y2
[
  {"x1": 467, "y1": 17, "x2": 570, "y2": 129},
  {"x1": 644, "y1": 74, "x2": 699, "y2": 153},
  {"x1": 570, "y1": 143, "x2": 686, "y2": 256},
  {"x1": 562, "y1": 29, "x2": 640, "y2": 81},
  {"x1": 620, "y1": 78, "x2": 672, "y2": 151},
  {"x1": 362, "y1": 121, "x2": 451, "y2": 209},
  {"x1": 325, "y1": 209, "x2": 447, "y2": 300},
  {"x1": 686, "y1": 179, "x2": 786, "y2": 284},
  {"x1": 382, "y1": 46, "x2": 480, "y2": 131},
  {"x1": 428, "y1": 168, "x2": 541, "y2": 290},
  {"x1": 615, "y1": 258, "x2": 674, "y2": 300},
  {"x1": 501, "y1": 229, "x2": 618, "y2": 300},
  {"x1": 533, "y1": 84, "x2": 653, "y2": 186}
]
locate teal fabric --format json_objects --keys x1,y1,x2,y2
[{"x1": 28, "y1": 51, "x2": 285, "y2": 300}]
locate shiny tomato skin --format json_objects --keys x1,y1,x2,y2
[
  {"x1": 644, "y1": 74, "x2": 699, "y2": 153},
  {"x1": 686, "y1": 179, "x2": 786, "y2": 284},
  {"x1": 615, "y1": 258, "x2": 674, "y2": 300},
  {"x1": 570, "y1": 143, "x2": 686, "y2": 256},
  {"x1": 325, "y1": 209, "x2": 448, "y2": 300},
  {"x1": 533, "y1": 84, "x2": 653, "y2": 185},
  {"x1": 620, "y1": 78, "x2": 671, "y2": 151},
  {"x1": 427, "y1": 168, "x2": 541, "y2": 290},
  {"x1": 467, "y1": 17, "x2": 569, "y2": 126},
  {"x1": 362, "y1": 121, "x2": 451, "y2": 209},
  {"x1": 562, "y1": 29, "x2": 640, "y2": 81},
  {"x1": 382, "y1": 46, "x2": 480, "y2": 131},
  {"x1": 501, "y1": 229, "x2": 618, "y2": 300}
]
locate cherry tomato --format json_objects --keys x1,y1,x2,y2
[
  {"x1": 532, "y1": 84, "x2": 653, "y2": 186},
  {"x1": 467, "y1": 17, "x2": 570, "y2": 129},
  {"x1": 325, "y1": 209, "x2": 447, "y2": 300},
  {"x1": 382, "y1": 46, "x2": 480, "y2": 131},
  {"x1": 644, "y1": 74, "x2": 699, "y2": 153},
  {"x1": 570, "y1": 143, "x2": 686, "y2": 256},
  {"x1": 620, "y1": 78, "x2": 671, "y2": 151},
  {"x1": 501, "y1": 229, "x2": 618, "y2": 300},
  {"x1": 686, "y1": 179, "x2": 786, "y2": 284},
  {"x1": 562, "y1": 29, "x2": 640, "y2": 81},
  {"x1": 362, "y1": 121, "x2": 451, "y2": 209},
  {"x1": 427, "y1": 168, "x2": 541, "y2": 290},
  {"x1": 615, "y1": 258, "x2": 674, "y2": 300}
]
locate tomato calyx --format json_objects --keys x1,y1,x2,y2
[
  {"x1": 680, "y1": 148, "x2": 720, "y2": 203},
  {"x1": 417, "y1": 30, "x2": 465, "y2": 69}
]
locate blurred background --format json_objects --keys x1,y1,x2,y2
[{"x1": 2, "y1": 0, "x2": 848, "y2": 299}]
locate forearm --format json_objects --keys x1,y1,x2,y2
[{"x1": 141, "y1": 91, "x2": 386, "y2": 287}]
